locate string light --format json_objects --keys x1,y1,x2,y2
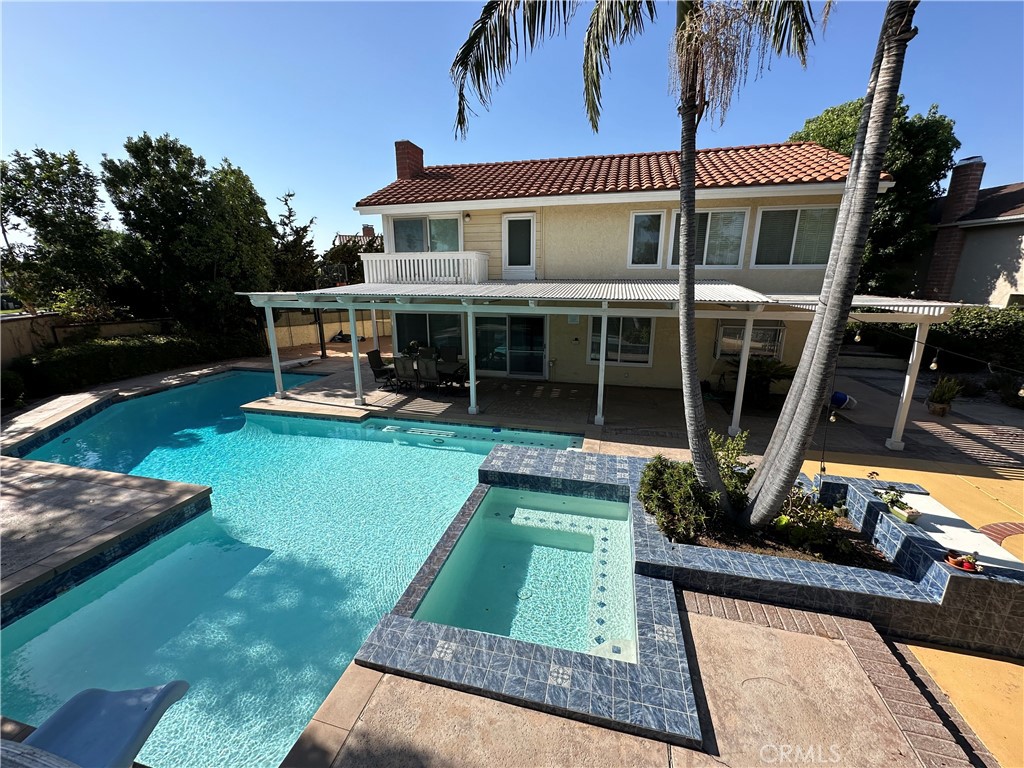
[
  {"x1": 829, "y1": 411, "x2": 838, "y2": 423},
  {"x1": 1018, "y1": 384, "x2": 1024, "y2": 398},
  {"x1": 929, "y1": 355, "x2": 939, "y2": 371},
  {"x1": 854, "y1": 329, "x2": 862, "y2": 343}
]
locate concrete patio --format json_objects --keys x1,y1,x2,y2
[{"x1": 1, "y1": 341, "x2": 1020, "y2": 768}]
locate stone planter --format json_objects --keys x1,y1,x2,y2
[
  {"x1": 926, "y1": 399, "x2": 951, "y2": 417},
  {"x1": 889, "y1": 506, "x2": 921, "y2": 524}
]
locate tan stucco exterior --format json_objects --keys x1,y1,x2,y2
[
  {"x1": 455, "y1": 192, "x2": 842, "y2": 293},
  {"x1": 948, "y1": 223, "x2": 1024, "y2": 307}
]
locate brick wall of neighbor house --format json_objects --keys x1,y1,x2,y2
[
  {"x1": 457, "y1": 193, "x2": 842, "y2": 293},
  {"x1": 949, "y1": 224, "x2": 1024, "y2": 306},
  {"x1": 924, "y1": 157, "x2": 986, "y2": 300},
  {"x1": 395, "y1": 140, "x2": 424, "y2": 180}
]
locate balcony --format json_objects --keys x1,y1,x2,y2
[{"x1": 361, "y1": 251, "x2": 490, "y2": 284}]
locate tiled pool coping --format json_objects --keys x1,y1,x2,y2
[{"x1": 355, "y1": 461, "x2": 703, "y2": 747}]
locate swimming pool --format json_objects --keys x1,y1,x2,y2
[
  {"x1": 1, "y1": 371, "x2": 582, "y2": 768},
  {"x1": 414, "y1": 487, "x2": 637, "y2": 662}
]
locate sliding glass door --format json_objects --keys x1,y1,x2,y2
[{"x1": 474, "y1": 315, "x2": 546, "y2": 378}]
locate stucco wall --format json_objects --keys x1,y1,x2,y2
[
  {"x1": 456, "y1": 193, "x2": 842, "y2": 293},
  {"x1": 949, "y1": 224, "x2": 1024, "y2": 306}
]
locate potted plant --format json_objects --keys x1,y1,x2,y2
[
  {"x1": 876, "y1": 486, "x2": 921, "y2": 524},
  {"x1": 926, "y1": 376, "x2": 963, "y2": 417},
  {"x1": 945, "y1": 549, "x2": 983, "y2": 572}
]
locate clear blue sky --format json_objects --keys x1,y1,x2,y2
[{"x1": 3, "y1": 1, "x2": 1022, "y2": 251}]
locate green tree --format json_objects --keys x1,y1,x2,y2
[
  {"x1": 101, "y1": 133, "x2": 210, "y2": 318},
  {"x1": 451, "y1": 0, "x2": 826, "y2": 516},
  {"x1": 272, "y1": 192, "x2": 317, "y2": 291},
  {"x1": 319, "y1": 232, "x2": 383, "y2": 286},
  {"x1": 790, "y1": 96, "x2": 959, "y2": 294},
  {"x1": 101, "y1": 134, "x2": 273, "y2": 334},
  {"x1": 1, "y1": 149, "x2": 123, "y2": 311}
]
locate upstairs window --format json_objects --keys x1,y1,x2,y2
[
  {"x1": 628, "y1": 212, "x2": 664, "y2": 267},
  {"x1": 393, "y1": 217, "x2": 460, "y2": 252},
  {"x1": 754, "y1": 207, "x2": 837, "y2": 266},
  {"x1": 670, "y1": 210, "x2": 746, "y2": 267}
]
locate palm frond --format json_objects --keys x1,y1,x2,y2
[
  {"x1": 672, "y1": 0, "x2": 824, "y2": 127},
  {"x1": 451, "y1": 0, "x2": 580, "y2": 138},
  {"x1": 582, "y1": 1, "x2": 658, "y2": 132}
]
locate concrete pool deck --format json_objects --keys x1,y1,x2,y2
[{"x1": 1, "y1": 345, "x2": 1021, "y2": 767}]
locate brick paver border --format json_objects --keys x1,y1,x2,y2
[
  {"x1": 677, "y1": 588, "x2": 999, "y2": 768},
  {"x1": 978, "y1": 522, "x2": 1024, "y2": 546}
]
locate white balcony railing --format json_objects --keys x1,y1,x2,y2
[{"x1": 361, "y1": 251, "x2": 490, "y2": 284}]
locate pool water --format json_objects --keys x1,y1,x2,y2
[
  {"x1": 414, "y1": 487, "x2": 637, "y2": 662},
  {"x1": 2, "y1": 371, "x2": 581, "y2": 768}
]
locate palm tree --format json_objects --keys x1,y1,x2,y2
[
  {"x1": 743, "y1": 1, "x2": 920, "y2": 525},
  {"x1": 451, "y1": 0, "x2": 825, "y2": 512}
]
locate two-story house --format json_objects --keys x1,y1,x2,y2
[{"x1": 245, "y1": 140, "x2": 959, "y2": 450}]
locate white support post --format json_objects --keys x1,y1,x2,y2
[
  {"x1": 264, "y1": 305, "x2": 285, "y2": 398},
  {"x1": 348, "y1": 307, "x2": 365, "y2": 406},
  {"x1": 467, "y1": 310, "x2": 479, "y2": 415},
  {"x1": 729, "y1": 317, "x2": 755, "y2": 436},
  {"x1": 595, "y1": 306, "x2": 609, "y2": 426},
  {"x1": 370, "y1": 308, "x2": 380, "y2": 351},
  {"x1": 886, "y1": 322, "x2": 930, "y2": 451}
]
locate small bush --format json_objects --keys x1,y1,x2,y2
[
  {"x1": 772, "y1": 487, "x2": 840, "y2": 551},
  {"x1": 928, "y1": 376, "x2": 963, "y2": 405},
  {"x1": 10, "y1": 333, "x2": 267, "y2": 399},
  {"x1": 1, "y1": 370, "x2": 26, "y2": 407},
  {"x1": 638, "y1": 432, "x2": 752, "y2": 543},
  {"x1": 986, "y1": 371, "x2": 1024, "y2": 410}
]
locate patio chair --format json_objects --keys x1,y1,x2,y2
[
  {"x1": 367, "y1": 349, "x2": 396, "y2": 390},
  {"x1": 418, "y1": 357, "x2": 441, "y2": 390},
  {"x1": 439, "y1": 346, "x2": 459, "y2": 363},
  {"x1": 22, "y1": 680, "x2": 189, "y2": 768},
  {"x1": 394, "y1": 356, "x2": 419, "y2": 390},
  {"x1": 417, "y1": 346, "x2": 437, "y2": 361}
]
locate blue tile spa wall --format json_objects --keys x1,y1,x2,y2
[{"x1": 356, "y1": 447, "x2": 703, "y2": 747}]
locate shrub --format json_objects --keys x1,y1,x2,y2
[
  {"x1": 772, "y1": 487, "x2": 840, "y2": 550},
  {"x1": 1, "y1": 370, "x2": 26, "y2": 407},
  {"x1": 928, "y1": 376, "x2": 963, "y2": 405},
  {"x1": 986, "y1": 371, "x2": 1024, "y2": 410},
  {"x1": 638, "y1": 455, "x2": 716, "y2": 543},
  {"x1": 10, "y1": 333, "x2": 267, "y2": 399},
  {"x1": 638, "y1": 432, "x2": 753, "y2": 543}
]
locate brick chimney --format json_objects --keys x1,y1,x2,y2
[
  {"x1": 923, "y1": 156, "x2": 986, "y2": 300},
  {"x1": 395, "y1": 140, "x2": 424, "y2": 179},
  {"x1": 361, "y1": 224, "x2": 375, "y2": 238}
]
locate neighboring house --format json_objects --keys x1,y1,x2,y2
[
  {"x1": 333, "y1": 224, "x2": 380, "y2": 250},
  {"x1": 922, "y1": 156, "x2": 1024, "y2": 307},
  {"x1": 246, "y1": 140, "x2": 962, "y2": 451}
]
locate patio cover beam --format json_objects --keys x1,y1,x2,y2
[
  {"x1": 264, "y1": 306, "x2": 285, "y2": 398},
  {"x1": 594, "y1": 303, "x2": 609, "y2": 426},
  {"x1": 728, "y1": 307, "x2": 764, "y2": 436},
  {"x1": 885, "y1": 322, "x2": 930, "y2": 451},
  {"x1": 348, "y1": 307, "x2": 365, "y2": 406}
]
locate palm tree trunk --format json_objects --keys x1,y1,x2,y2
[
  {"x1": 745, "y1": 9, "x2": 890, "y2": 505},
  {"x1": 744, "y1": 0, "x2": 919, "y2": 526},
  {"x1": 677, "y1": 1, "x2": 730, "y2": 510}
]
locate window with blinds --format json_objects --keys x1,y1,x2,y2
[
  {"x1": 670, "y1": 210, "x2": 746, "y2": 266},
  {"x1": 754, "y1": 208, "x2": 837, "y2": 266}
]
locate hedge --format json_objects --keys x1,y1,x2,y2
[
  {"x1": 10, "y1": 333, "x2": 268, "y2": 399},
  {"x1": 856, "y1": 305, "x2": 1024, "y2": 373}
]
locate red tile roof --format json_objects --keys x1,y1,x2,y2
[{"x1": 356, "y1": 142, "x2": 881, "y2": 208}]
